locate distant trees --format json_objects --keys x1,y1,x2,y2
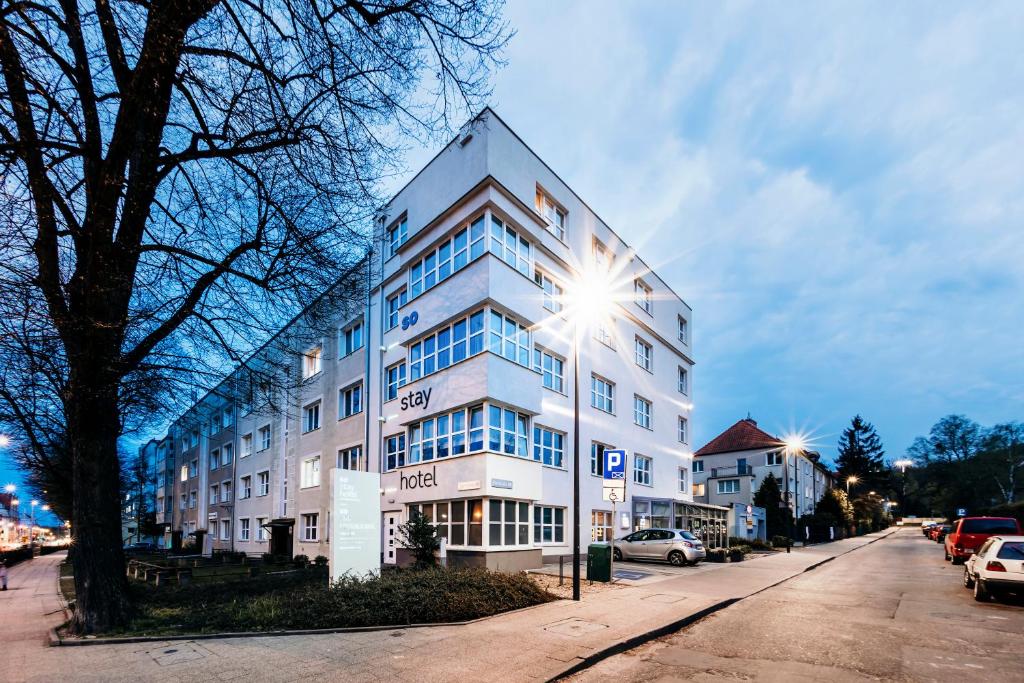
[
  {"x1": 836, "y1": 415, "x2": 889, "y2": 495},
  {"x1": 902, "y1": 415, "x2": 1024, "y2": 518}
]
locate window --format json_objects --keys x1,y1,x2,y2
[
  {"x1": 535, "y1": 188, "x2": 567, "y2": 240},
  {"x1": 634, "y1": 454, "x2": 652, "y2": 486},
  {"x1": 190, "y1": 431, "x2": 199, "y2": 447},
  {"x1": 534, "y1": 270, "x2": 563, "y2": 312},
  {"x1": 592, "y1": 510, "x2": 613, "y2": 542},
  {"x1": 303, "y1": 346, "x2": 322, "y2": 379},
  {"x1": 241, "y1": 433, "x2": 253, "y2": 458},
  {"x1": 384, "y1": 434, "x2": 407, "y2": 470},
  {"x1": 340, "y1": 322, "x2": 364, "y2": 357},
  {"x1": 590, "y1": 442, "x2": 613, "y2": 477},
  {"x1": 693, "y1": 483, "x2": 706, "y2": 497},
  {"x1": 386, "y1": 216, "x2": 408, "y2": 258},
  {"x1": 717, "y1": 479, "x2": 741, "y2": 494},
  {"x1": 221, "y1": 481, "x2": 231, "y2": 502},
  {"x1": 209, "y1": 449, "x2": 219, "y2": 471},
  {"x1": 595, "y1": 319, "x2": 614, "y2": 347},
  {"x1": 409, "y1": 310, "x2": 485, "y2": 381},
  {"x1": 303, "y1": 401, "x2": 320, "y2": 433},
  {"x1": 692, "y1": 459, "x2": 704, "y2": 473},
  {"x1": 534, "y1": 506, "x2": 565, "y2": 543},
  {"x1": 239, "y1": 518, "x2": 250, "y2": 541},
  {"x1": 220, "y1": 519, "x2": 231, "y2": 540},
  {"x1": 221, "y1": 443, "x2": 233, "y2": 467},
  {"x1": 258, "y1": 425, "x2": 271, "y2": 451},
  {"x1": 488, "y1": 499, "x2": 531, "y2": 546},
  {"x1": 386, "y1": 289, "x2": 408, "y2": 330},
  {"x1": 489, "y1": 216, "x2": 531, "y2": 276},
  {"x1": 179, "y1": 494, "x2": 186, "y2": 511},
  {"x1": 533, "y1": 348, "x2": 565, "y2": 392},
  {"x1": 188, "y1": 490, "x2": 197, "y2": 509},
  {"x1": 179, "y1": 465, "x2": 188, "y2": 483},
  {"x1": 488, "y1": 310, "x2": 531, "y2": 367},
  {"x1": 487, "y1": 405, "x2": 529, "y2": 458},
  {"x1": 408, "y1": 501, "x2": 451, "y2": 541},
  {"x1": 678, "y1": 467, "x2": 688, "y2": 493},
  {"x1": 678, "y1": 416, "x2": 688, "y2": 443},
  {"x1": 766, "y1": 451, "x2": 783, "y2": 466},
  {"x1": 634, "y1": 396, "x2": 652, "y2": 429},
  {"x1": 405, "y1": 405, "x2": 483, "y2": 466},
  {"x1": 635, "y1": 337, "x2": 653, "y2": 372},
  {"x1": 532, "y1": 426, "x2": 565, "y2": 468},
  {"x1": 257, "y1": 471, "x2": 270, "y2": 497},
  {"x1": 440, "y1": 499, "x2": 482, "y2": 546},
  {"x1": 385, "y1": 362, "x2": 407, "y2": 401},
  {"x1": 240, "y1": 475, "x2": 252, "y2": 499},
  {"x1": 338, "y1": 446, "x2": 362, "y2": 471},
  {"x1": 256, "y1": 517, "x2": 268, "y2": 541},
  {"x1": 634, "y1": 279, "x2": 653, "y2": 314},
  {"x1": 210, "y1": 484, "x2": 219, "y2": 504},
  {"x1": 409, "y1": 217, "x2": 485, "y2": 298},
  {"x1": 338, "y1": 383, "x2": 363, "y2": 418},
  {"x1": 678, "y1": 366, "x2": 689, "y2": 395},
  {"x1": 591, "y1": 375, "x2": 614, "y2": 413},
  {"x1": 222, "y1": 407, "x2": 233, "y2": 428},
  {"x1": 190, "y1": 459, "x2": 198, "y2": 477},
  {"x1": 678, "y1": 315, "x2": 689, "y2": 344},
  {"x1": 593, "y1": 239, "x2": 613, "y2": 273},
  {"x1": 301, "y1": 456, "x2": 321, "y2": 488},
  {"x1": 301, "y1": 513, "x2": 319, "y2": 541}
]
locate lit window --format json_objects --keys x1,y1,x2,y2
[
  {"x1": 338, "y1": 383, "x2": 363, "y2": 419},
  {"x1": 301, "y1": 513, "x2": 319, "y2": 542},
  {"x1": 533, "y1": 348, "x2": 564, "y2": 392},
  {"x1": 590, "y1": 375, "x2": 615, "y2": 413},
  {"x1": 634, "y1": 396, "x2": 652, "y2": 429},
  {"x1": 534, "y1": 506, "x2": 566, "y2": 543},
  {"x1": 635, "y1": 337, "x2": 652, "y2": 372},
  {"x1": 678, "y1": 416, "x2": 688, "y2": 443},
  {"x1": 340, "y1": 322, "x2": 364, "y2": 357},
  {"x1": 717, "y1": 479, "x2": 740, "y2": 494},
  {"x1": 592, "y1": 510, "x2": 613, "y2": 542},
  {"x1": 489, "y1": 216, "x2": 532, "y2": 276},
  {"x1": 302, "y1": 346, "x2": 322, "y2": 379},
  {"x1": 303, "y1": 401, "x2": 320, "y2": 433},
  {"x1": 692, "y1": 483, "x2": 706, "y2": 497},
  {"x1": 634, "y1": 454, "x2": 652, "y2": 486},
  {"x1": 385, "y1": 362, "x2": 407, "y2": 401},
  {"x1": 532, "y1": 426, "x2": 565, "y2": 467},
  {"x1": 301, "y1": 456, "x2": 321, "y2": 488},
  {"x1": 386, "y1": 216, "x2": 408, "y2": 259},
  {"x1": 534, "y1": 269, "x2": 563, "y2": 313},
  {"x1": 535, "y1": 188, "x2": 567, "y2": 241},
  {"x1": 180, "y1": 465, "x2": 188, "y2": 483},
  {"x1": 634, "y1": 279, "x2": 653, "y2": 314},
  {"x1": 337, "y1": 446, "x2": 362, "y2": 471}
]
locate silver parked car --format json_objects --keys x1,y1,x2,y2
[{"x1": 613, "y1": 528, "x2": 706, "y2": 566}]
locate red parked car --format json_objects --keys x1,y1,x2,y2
[{"x1": 945, "y1": 517, "x2": 1022, "y2": 565}]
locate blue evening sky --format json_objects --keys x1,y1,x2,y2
[{"x1": 3, "y1": 3, "x2": 1022, "y2": 509}]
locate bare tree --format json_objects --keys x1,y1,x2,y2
[
  {"x1": 979, "y1": 423, "x2": 1024, "y2": 505},
  {"x1": 0, "y1": 0, "x2": 508, "y2": 633}
]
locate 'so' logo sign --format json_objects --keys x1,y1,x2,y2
[{"x1": 401, "y1": 311, "x2": 419, "y2": 331}]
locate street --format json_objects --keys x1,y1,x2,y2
[{"x1": 571, "y1": 528, "x2": 1024, "y2": 682}]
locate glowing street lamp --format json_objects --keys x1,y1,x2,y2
[
  {"x1": 0, "y1": 434, "x2": 10, "y2": 448},
  {"x1": 780, "y1": 435, "x2": 806, "y2": 554},
  {"x1": 893, "y1": 459, "x2": 913, "y2": 474},
  {"x1": 846, "y1": 475, "x2": 859, "y2": 495}
]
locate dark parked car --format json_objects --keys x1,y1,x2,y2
[
  {"x1": 124, "y1": 542, "x2": 158, "y2": 554},
  {"x1": 934, "y1": 524, "x2": 953, "y2": 543},
  {"x1": 945, "y1": 517, "x2": 1022, "y2": 565}
]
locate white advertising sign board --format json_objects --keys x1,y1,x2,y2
[{"x1": 331, "y1": 469, "x2": 381, "y2": 582}]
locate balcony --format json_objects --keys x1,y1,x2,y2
[{"x1": 710, "y1": 465, "x2": 753, "y2": 478}]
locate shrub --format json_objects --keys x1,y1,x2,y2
[
  {"x1": 728, "y1": 547, "x2": 747, "y2": 562},
  {"x1": 706, "y1": 548, "x2": 728, "y2": 563},
  {"x1": 293, "y1": 554, "x2": 309, "y2": 566},
  {"x1": 313, "y1": 555, "x2": 328, "y2": 567},
  {"x1": 771, "y1": 535, "x2": 791, "y2": 549},
  {"x1": 397, "y1": 512, "x2": 440, "y2": 569}
]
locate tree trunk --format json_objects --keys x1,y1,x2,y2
[{"x1": 68, "y1": 377, "x2": 131, "y2": 633}]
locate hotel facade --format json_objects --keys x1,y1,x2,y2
[{"x1": 145, "y1": 110, "x2": 726, "y2": 570}]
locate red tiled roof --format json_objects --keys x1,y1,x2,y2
[{"x1": 695, "y1": 418, "x2": 782, "y2": 457}]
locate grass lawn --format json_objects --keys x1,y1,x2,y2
[{"x1": 82, "y1": 567, "x2": 556, "y2": 637}]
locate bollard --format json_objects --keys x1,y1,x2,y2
[
  {"x1": 178, "y1": 569, "x2": 192, "y2": 586},
  {"x1": 559, "y1": 555, "x2": 564, "y2": 586}
]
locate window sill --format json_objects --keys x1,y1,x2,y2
[
  {"x1": 299, "y1": 484, "x2": 321, "y2": 490},
  {"x1": 302, "y1": 428, "x2": 321, "y2": 435}
]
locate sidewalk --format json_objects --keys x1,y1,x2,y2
[
  {"x1": 0, "y1": 552, "x2": 68, "y2": 671},
  {"x1": 22, "y1": 531, "x2": 895, "y2": 682}
]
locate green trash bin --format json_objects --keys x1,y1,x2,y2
[{"x1": 587, "y1": 543, "x2": 612, "y2": 582}]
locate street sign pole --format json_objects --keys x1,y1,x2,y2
[
  {"x1": 610, "y1": 496, "x2": 616, "y2": 583},
  {"x1": 602, "y1": 449, "x2": 627, "y2": 585}
]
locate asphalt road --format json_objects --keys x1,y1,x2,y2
[{"x1": 570, "y1": 527, "x2": 1024, "y2": 682}]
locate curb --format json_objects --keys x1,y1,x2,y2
[
  {"x1": 48, "y1": 598, "x2": 551, "y2": 647},
  {"x1": 547, "y1": 528, "x2": 900, "y2": 682}
]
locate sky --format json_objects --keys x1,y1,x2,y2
[
  {"x1": 3, "y1": 2, "x2": 1023, "y2": 503},
  {"x1": 402, "y1": 0, "x2": 1023, "y2": 464}
]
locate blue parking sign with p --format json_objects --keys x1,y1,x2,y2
[{"x1": 604, "y1": 449, "x2": 627, "y2": 480}]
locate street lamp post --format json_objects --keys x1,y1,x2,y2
[
  {"x1": 30, "y1": 499, "x2": 38, "y2": 553},
  {"x1": 571, "y1": 319, "x2": 581, "y2": 601},
  {"x1": 782, "y1": 436, "x2": 805, "y2": 554}
]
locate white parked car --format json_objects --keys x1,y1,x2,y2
[
  {"x1": 963, "y1": 535, "x2": 1024, "y2": 602},
  {"x1": 613, "y1": 528, "x2": 706, "y2": 566}
]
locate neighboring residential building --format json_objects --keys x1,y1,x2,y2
[
  {"x1": 692, "y1": 417, "x2": 835, "y2": 534},
  {"x1": 148, "y1": 109, "x2": 724, "y2": 568}
]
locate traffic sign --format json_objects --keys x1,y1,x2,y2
[
  {"x1": 603, "y1": 487, "x2": 623, "y2": 502},
  {"x1": 603, "y1": 449, "x2": 627, "y2": 481},
  {"x1": 956, "y1": 507, "x2": 967, "y2": 517}
]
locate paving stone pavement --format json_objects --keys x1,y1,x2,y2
[{"x1": 4, "y1": 532, "x2": 895, "y2": 682}]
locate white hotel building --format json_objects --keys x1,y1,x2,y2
[{"x1": 148, "y1": 110, "x2": 727, "y2": 570}]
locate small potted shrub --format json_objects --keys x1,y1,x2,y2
[
  {"x1": 707, "y1": 548, "x2": 728, "y2": 563},
  {"x1": 293, "y1": 554, "x2": 309, "y2": 568}
]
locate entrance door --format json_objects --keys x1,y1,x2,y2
[
  {"x1": 383, "y1": 513, "x2": 399, "y2": 565},
  {"x1": 269, "y1": 521, "x2": 294, "y2": 558}
]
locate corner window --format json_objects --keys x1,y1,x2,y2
[
  {"x1": 634, "y1": 454, "x2": 652, "y2": 486},
  {"x1": 409, "y1": 310, "x2": 485, "y2": 382},
  {"x1": 406, "y1": 405, "x2": 486, "y2": 466},
  {"x1": 488, "y1": 499, "x2": 531, "y2": 546},
  {"x1": 488, "y1": 310, "x2": 531, "y2": 367},
  {"x1": 409, "y1": 216, "x2": 485, "y2": 298},
  {"x1": 489, "y1": 216, "x2": 532, "y2": 276},
  {"x1": 487, "y1": 405, "x2": 528, "y2": 458},
  {"x1": 535, "y1": 187, "x2": 567, "y2": 241}
]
